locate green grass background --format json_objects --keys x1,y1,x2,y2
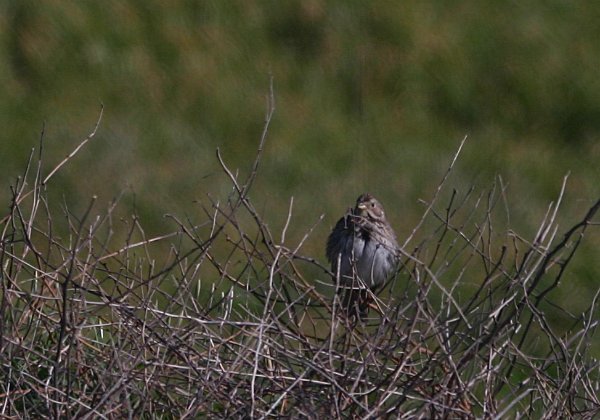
[{"x1": 1, "y1": 2, "x2": 599, "y2": 352}]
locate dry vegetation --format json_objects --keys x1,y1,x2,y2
[{"x1": 1, "y1": 103, "x2": 600, "y2": 419}]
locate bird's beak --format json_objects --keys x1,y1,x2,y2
[{"x1": 356, "y1": 203, "x2": 367, "y2": 215}]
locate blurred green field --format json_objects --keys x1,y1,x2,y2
[{"x1": 1, "y1": 2, "x2": 599, "y2": 349}]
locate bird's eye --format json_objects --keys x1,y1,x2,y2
[{"x1": 371, "y1": 202, "x2": 375, "y2": 207}]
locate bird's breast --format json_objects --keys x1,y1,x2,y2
[{"x1": 354, "y1": 237, "x2": 396, "y2": 289}]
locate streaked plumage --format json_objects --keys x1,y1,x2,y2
[{"x1": 326, "y1": 193, "x2": 399, "y2": 318}]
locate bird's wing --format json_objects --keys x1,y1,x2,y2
[{"x1": 326, "y1": 213, "x2": 352, "y2": 266}]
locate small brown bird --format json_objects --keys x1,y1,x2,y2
[{"x1": 326, "y1": 193, "x2": 399, "y2": 318}]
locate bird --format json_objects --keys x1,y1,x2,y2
[{"x1": 326, "y1": 193, "x2": 399, "y2": 319}]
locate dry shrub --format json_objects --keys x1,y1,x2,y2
[{"x1": 1, "y1": 99, "x2": 599, "y2": 419}]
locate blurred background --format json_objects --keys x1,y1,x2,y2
[{"x1": 1, "y1": 2, "x2": 599, "y2": 339}]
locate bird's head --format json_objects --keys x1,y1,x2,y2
[{"x1": 354, "y1": 193, "x2": 386, "y2": 222}]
